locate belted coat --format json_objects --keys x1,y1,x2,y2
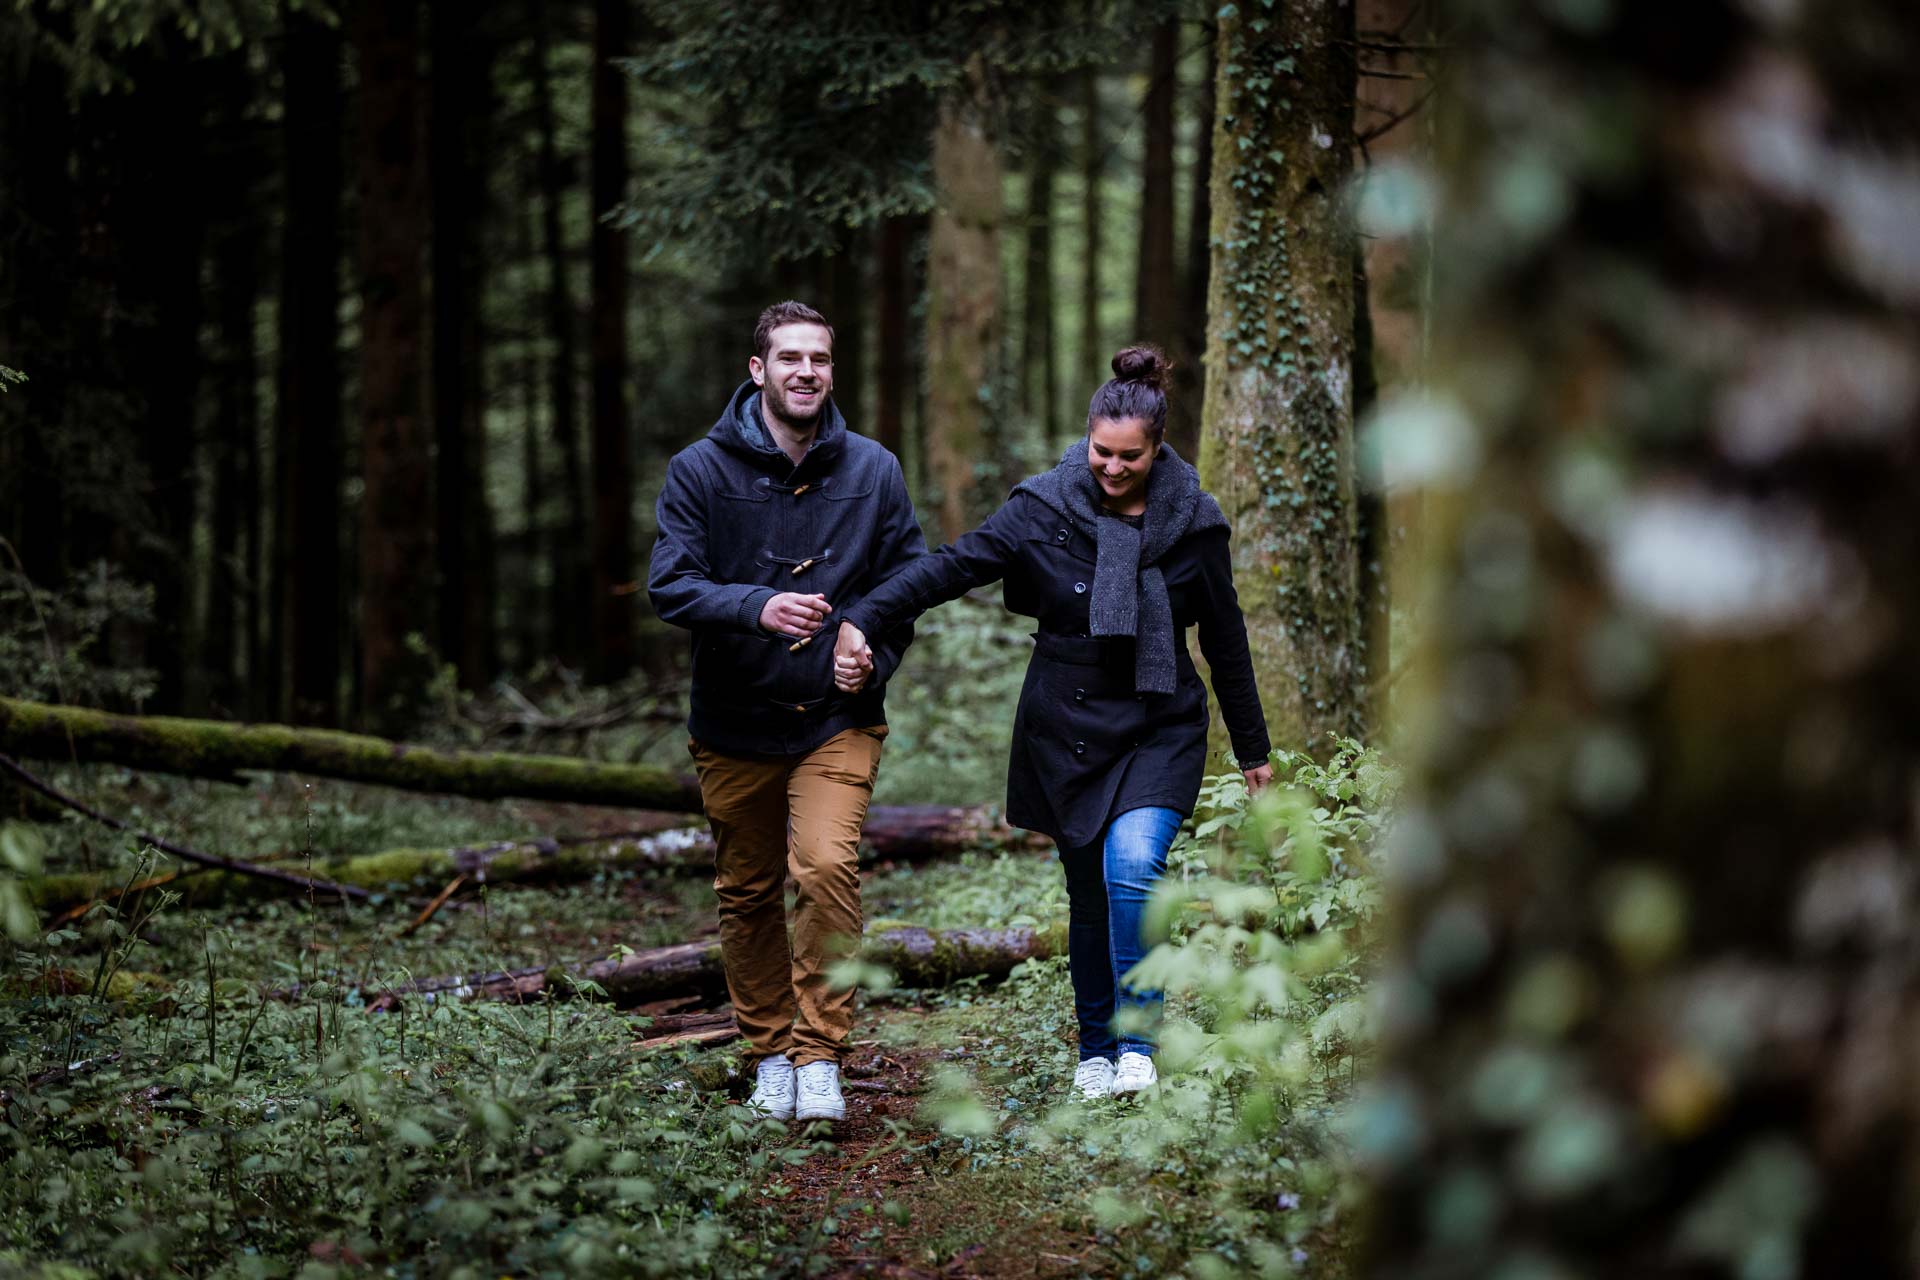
[
  {"x1": 843, "y1": 452, "x2": 1269, "y2": 849},
  {"x1": 647, "y1": 382, "x2": 926, "y2": 757}
]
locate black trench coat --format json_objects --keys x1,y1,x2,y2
[{"x1": 845, "y1": 490, "x2": 1270, "y2": 849}]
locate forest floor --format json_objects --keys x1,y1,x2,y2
[{"x1": 0, "y1": 762, "x2": 1369, "y2": 1278}]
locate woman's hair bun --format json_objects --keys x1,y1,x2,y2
[{"x1": 1111, "y1": 345, "x2": 1171, "y2": 391}]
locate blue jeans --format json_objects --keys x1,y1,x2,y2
[{"x1": 1059, "y1": 806, "x2": 1182, "y2": 1061}]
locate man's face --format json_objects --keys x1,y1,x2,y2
[{"x1": 749, "y1": 322, "x2": 835, "y2": 429}]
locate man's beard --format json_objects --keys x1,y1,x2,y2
[{"x1": 765, "y1": 381, "x2": 826, "y2": 429}]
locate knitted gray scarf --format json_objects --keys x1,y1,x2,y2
[{"x1": 1014, "y1": 440, "x2": 1228, "y2": 694}]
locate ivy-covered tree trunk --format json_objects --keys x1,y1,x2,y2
[
  {"x1": 353, "y1": 0, "x2": 433, "y2": 734},
  {"x1": 924, "y1": 53, "x2": 1002, "y2": 543},
  {"x1": 1197, "y1": 2, "x2": 1364, "y2": 755},
  {"x1": 1368, "y1": 1, "x2": 1920, "y2": 1274}
]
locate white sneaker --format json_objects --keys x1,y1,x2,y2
[
  {"x1": 795, "y1": 1060, "x2": 846, "y2": 1122},
  {"x1": 1111, "y1": 1052, "x2": 1157, "y2": 1096},
  {"x1": 1072, "y1": 1057, "x2": 1116, "y2": 1100},
  {"x1": 747, "y1": 1053, "x2": 795, "y2": 1120}
]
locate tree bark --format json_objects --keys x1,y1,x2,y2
[
  {"x1": 874, "y1": 216, "x2": 913, "y2": 458},
  {"x1": 0, "y1": 697, "x2": 702, "y2": 810},
  {"x1": 282, "y1": 3, "x2": 347, "y2": 728},
  {"x1": 1368, "y1": 1, "x2": 1920, "y2": 1274},
  {"x1": 1167, "y1": 22, "x2": 1215, "y2": 464},
  {"x1": 924, "y1": 53, "x2": 1003, "y2": 543},
  {"x1": 588, "y1": 0, "x2": 636, "y2": 682},
  {"x1": 1198, "y1": 5, "x2": 1364, "y2": 754},
  {"x1": 353, "y1": 0, "x2": 433, "y2": 735},
  {"x1": 530, "y1": 0, "x2": 587, "y2": 672},
  {"x1": 430, "y1": 2, "x2": 498, "y2": 690},
  {"x1": 29, "y1": 804, "x2": 1045, "y2": 913},
  {"x1": 1079, "y1": 64, "x2": 1104, "y2": 391},
  {"x1": 1022, "y1": 91, "x2": 1058, "y2": 446},
  {"x1": 339, "y1": 923, "x2": 1066, "y2": 1009},
  {"x1": 1134, "y1": 21, "x2": 1179, "y2": 353}
]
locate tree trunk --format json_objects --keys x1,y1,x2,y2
[
  {"x1": 0, "y1": 41, "x2": 72, "y2": 589},
  {"x1": 1167, "y1": 23, "x2": 1214, "y2": 464},
  {"x1": 354, "y1": 0, "x2": 433, "y2": 735},
  {"x1": 339, "y1": 923, "x2": 1065, "y2": 1009},
  {"x1": 515, "y1": 189, "x2": 546, "y2": 670},
  {"x1": 282, "y1": 3, "x2": 347, "y2": 728},
  {"x1": 1369, "y1": 1, "x2": 1920, "y2": 1274},
  {"x1": 205, "y1": 100, "x2": 261, "y2": 719},
  {"x1": 430, "y1": 2, "x2": 497, "y2": 690},
  {"x1": 30, "y1": 804, "x2": 1045, "y2": 913},
  {"x1": 1198, "y1": 5, "x2": 1363, "y2": 754},
  {"x1": 530, "y1": 0, "x2": 587, "y2": 672},
  {"x1": 1133, "y1": 21, "x2": 1178, "y2": 353},
  {"x1": 0, "y1": 696, "x2": 702, "y2": 809},
  {"x1": 924, "y1": 53, "x2": 1002, "y2": 543},
  {"x1": 1021, "y1": 91, "x2": 1058, "y2": 446},
  {"x1": 1079, "y1": 64, "x2": 1104, "y2": 393},
  {"x1": 125, "y1": 54, "x2": 206, "y2": 715},
  {"x1": 874, "y1": 216, "x2": 912, "y2": 458},
  {"x1": 588, "y1": 0, "x2": 636, "y2": 682}
]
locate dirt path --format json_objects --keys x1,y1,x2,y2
[{"x1": 755, "y1": 1009, "x2": 1108, "y2": 1279}]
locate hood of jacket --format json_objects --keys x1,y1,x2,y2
[{"x1": 705, "y1": 379, "x2": 849, "y2": 478}]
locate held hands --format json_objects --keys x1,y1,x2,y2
[
  {"x1": 760, "y1": 592, "x2": 830, "y2": 639},
  {"x1": 834, "y1": 621, "x2": 874, "y2": 693},
  {"x1": 1242, "y1": 761, "x2": 1275, "y2": 795}
]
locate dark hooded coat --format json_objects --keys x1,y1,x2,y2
[
  {"x1": 648, "y1": 382, "x2": 926, "y2": 757},
  {"x1": 843, "y1": 444, "x2": 1269, "y2": 848}
]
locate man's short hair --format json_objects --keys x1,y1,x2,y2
[{"x1": 754, "y1": 301, "x2": 835, "y2": 360}]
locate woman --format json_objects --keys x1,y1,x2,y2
[{"x1": 835, "y1": 347, "x2": 1272, "y2": 1100}]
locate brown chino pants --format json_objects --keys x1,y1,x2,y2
[{"x1": 689, "y1": 726, "x2": 887, "y2": 1068}]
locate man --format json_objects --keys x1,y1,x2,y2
[{"x1": 648, "y1": 301, "x2": 924, "y2": 1123}]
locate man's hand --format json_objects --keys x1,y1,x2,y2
[
  {"x1": 834, "y1": 621, "x2": 874, "y2": 693},
  {"x1": 760, "y1": 592, "x2": 831, "y2": 639},
  {"x1": 1242, "y1": 761, "x2": 1275, "y2": 795}
]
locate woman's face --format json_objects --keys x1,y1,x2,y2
[{"x1": 1087, "y1": 416, "x2": 1157, "y2": 507}]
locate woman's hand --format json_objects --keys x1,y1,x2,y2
[
  {"x1": 834, "y1": 622, "x2": 874, "y2": 693},
  {"x1": 1242, "y1": 761, "x2": 1274, "y2": 795}
]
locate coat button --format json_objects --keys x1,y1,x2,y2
[
  {"x1": 1055, "y1": 528, "x2": 1068, "y2": 543},
  {"x1": 1073, "y1": 582, "x2": 1086, "y2": 594},
  {"x1": 1073, "y1": 688, "x2": 1085, "y2": 703},
  {"x1": 1073, "y1": 741, "x2": 1086, "y2": 755},
  {"x1": 1135, "y1": 693, "x2": 1145, "y2": 702}
]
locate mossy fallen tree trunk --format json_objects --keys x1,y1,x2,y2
[
  {"x1": 0, "y1": 697, "x2": 702, "y2": 810},
  {"x1": 326, "y1": 923, "x2": 1065, "y2": 1009},
  {"x1": 28, "y1": 805, "x2": 1041, "y2": 913}
]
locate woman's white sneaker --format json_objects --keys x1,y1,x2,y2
[
  {"x1": 1111, "y1": 1052, "x2": 1157, "y2": 1096},
  {"x1": 1072, "y1": 1057, "x2": 1117, "y2": 1099},
  {"x1": 748, "y1": 1053, "x2": 796, "y2": 1120},
  {"x1": 795, "y1": 1060, "x2": 846, "y2": 1122}
]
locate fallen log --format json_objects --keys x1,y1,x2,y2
[
  {"x1": 28, "y1": 805, "x2": 1044, "y2": 914},
  {"x1": 336, "y1": 923, "x2": 1066, "y2": 1009},
  {"x1": 0, "y1": 696, "x2": 703, "y2": 810},
  {"x1": 1, "y1": 754, "x2": 372, "y2": 905}
]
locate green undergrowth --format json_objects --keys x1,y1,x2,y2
[
  {"x1": 0, "y1": 730, "x2": 1392, "y2": 1277},
  {"x1": 889, "y1": 740, "x2": 1396, "y2": 1279}
]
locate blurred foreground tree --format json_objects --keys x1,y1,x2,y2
[{"x1": 1366, "y1": 0, "x2": 1920, "y2": 1274}]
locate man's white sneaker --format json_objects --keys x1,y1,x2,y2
[
  {"x1": 1111, "y1": 1052, "x2": 1157, "y2": 1096},
  {"x1": 1072, "y1": 1057, "x2": 1116, "y2": 1100},
  {"x1": 747, "y1": 1053, "x2": 796, "y2": 1120},
  {"x1": 794, "y1": 1060, "x2": 846, "y2": 1123}
]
